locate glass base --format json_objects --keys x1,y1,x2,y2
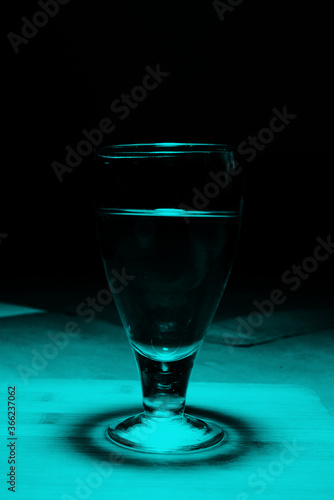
[{"x1": 106, "y1": 412, "x2": 226, "y2": 454}]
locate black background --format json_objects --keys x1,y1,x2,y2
[{"x1": 1, "y1": 0, "x2": 333, "y2": 293}]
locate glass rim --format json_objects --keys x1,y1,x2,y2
[{"x1": 95, "y1": 143, "x2": 233, "y2": 159}]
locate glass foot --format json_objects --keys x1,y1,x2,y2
[{"x1": 106, "y1": 413, "x2": 226, "y2": 454}]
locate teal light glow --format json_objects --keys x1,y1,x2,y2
[
  {"x1": 0, "y1": 303, "x2": 46, "y2": 319},
  {"x1": 153, "y1": 142, "x2": 186, "y2": 147},
  {"x1": 95, "y1": 143, "x2": 233, "y2": 159},
  {"x1": 105, "y1": 142, "x2": 231, "y2": 149},
  {"x1": 108, "y1": 409, "x2": 225, "y2": 454},
  {"x1": 96, "y1": 208, "x2": 241, "y2": 218}
]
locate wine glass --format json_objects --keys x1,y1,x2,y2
[{"x1": 94, "y1": 143, "x2": 243, "y2": 454}]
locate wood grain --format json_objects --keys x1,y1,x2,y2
[{"x1": 1, "y1": 381, "x2": 334, "y2": 499}]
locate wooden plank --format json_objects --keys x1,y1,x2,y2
[{"x1": 1, "y1": 381, "x2": 334, "y2": 499}]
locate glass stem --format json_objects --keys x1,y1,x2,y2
[{"x1": 134, "y1": 351, "x2": 197, "y2": 421}]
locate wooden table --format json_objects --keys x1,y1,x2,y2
[{"x1": 1, "y1": 380, "x2": 334, "y2": 499}]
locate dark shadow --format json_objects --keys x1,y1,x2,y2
[{"x1": 64, "y1": 404, "x2": 273, "y2": 469}]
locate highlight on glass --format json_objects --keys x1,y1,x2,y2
[{"x1": 93, "y1": 143, "x2": 244, "y2": 453}]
